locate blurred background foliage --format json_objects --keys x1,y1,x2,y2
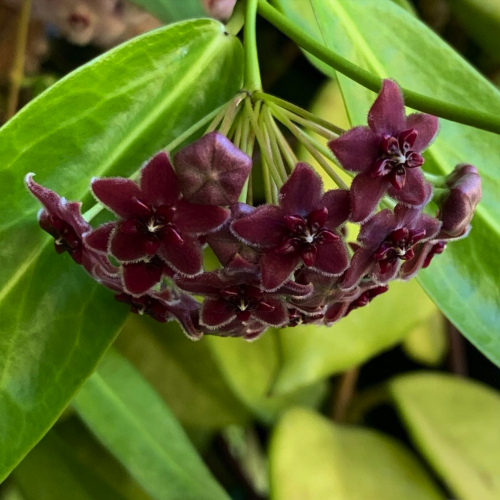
[{"x1": 0, "y1": 0, "x2": 499, "y2": 499}]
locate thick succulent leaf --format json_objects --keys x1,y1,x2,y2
[
  {"x1": 0, "y1": 19, "x2": 243, "y2": 481},
  {"x1": 115, "y1": 315, "x2": 250, "y2": 428},
  {"x1": 206, "y1": 333, "x2": 327, "y2": 423},
  {"x1": 128, "y1": 0, "x2": 206, "y2": 23},
  {"x1": 389, "y1": 373, "x2": 500, "y2": 500},
  {"x1": 12, "y1": 432, "x2": 129, "y2": 500},
  {"x1": 272, "y1": 280, "x2": 436, "y2": 395},
  {"x1": 269, "y1": 408, "x2": 445, "y2": 500},
  {"x1": 73, "y1": 349, "x2": 231, "y2": 500},
  {"x1": 274, "y1": 0, "x2": 500, "y2": 367}
]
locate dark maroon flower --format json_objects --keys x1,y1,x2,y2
[
  {"x1": 287, "y1": 308, "x2": 324, "y2": 327},
  {"x1": 324, "y1": 283, "x2": 389, "y2": 325},
  {"x1": 231, "y1": 163, "x2": 350, "y2": 291},
  {"x1": 25, "y1": 174, "x2": 115, "y2": 278},
  {"x1": 116, "y1": 290, "x2": 201, "y2": 340},
  {"x1": 205, "y1": 203, "x2": 260, "y2": 266},
  {"x1": 173, "y1": 132, "x2": 252, "y2": 206},
  {"x1": 439, "y1": 163, "x2": 482, "y2": 238},
  {"x1": 90, "y1": 151, "x2": 229, "y2": 276},
  {"x1": 329, "y1": 80, "x2": 438, "y2": 222},
  {"x1": 341, "y1": 202, "x2": 441, "y2": 290},
  {"x1": 399, "y1": 240, "x2": 447, "y2": 280},
  {"x1": 176, "y1": 256, "x2": 312, "y2": 331}
]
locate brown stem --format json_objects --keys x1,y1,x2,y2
[
  {"x1": 333, "y1": 367, "x2": 360, "y2": 423},
  {"x1": 6, "y1": 0, "x2": 32, "y2": 120},
  {"x1": 447, "y1": 321, "x2": 468, "y2": 377}
]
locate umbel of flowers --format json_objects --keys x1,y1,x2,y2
[{"x1": 26, "y1": 80, "x2": 482, "y2": 341}]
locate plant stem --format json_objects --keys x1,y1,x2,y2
[
  {"x1": 6, "y1": 0, "x2": 32, "y2": 120},
  {"x1": 255, "y1": 91, "x2": 345, "y2": 135},
  {"x1": 244, "y1": 0, "x2": 262, "y2": 91},
  {"x1": 219, "y1": 93, "x2": 246, "y2": 136},
  {"x1": 225, "y1": 0, "x2": 246, "y2": 36},
  {"x1": 269, "y1": 103, "x2": 349, "y2": 189},
  {"x1": 262, "y1": 106, "x2": 288, "y2": 181},
  {"x1": 333, "y1": 367, "x2": 360, "y2": 423},
  {"x1": 266, "y1": 115, "x2": 297, "y2": 173},
  {"x1": 276, "y1": 106, "x2": 339, "y2": 140},
  {"x1": 257, "y1": 0, "x2": 500, "y2": 135}
]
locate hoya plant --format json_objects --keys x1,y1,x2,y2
[{"x1": 0, "y1": 0, "x2": 499, "y2": 499}]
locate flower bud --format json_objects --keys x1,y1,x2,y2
[{"x1": 440, "y1": 164, "x2": 482, "y2": 238}]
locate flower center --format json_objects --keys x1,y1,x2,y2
[
  {"x1": 219, "y1": 285, "x2": 275, "y2": 322},
  {"x1": 115, "y1": 293, "x2": 168, "y2": 322},
  {"x1": 120, "y1": 201, "x2": 183, "y2": 255},
  {"x1": 374, "y1": 227, "x2": 426, "y2": 273},
  {"x1": 276, "y1": 208, "x2": 339, "y2": 267},
  {"x1": 44, "y1": 215, "x2": 83, "y2": 264},
  {"x1": 371, "y1": 128, "x2": 424, "y2": 190}
]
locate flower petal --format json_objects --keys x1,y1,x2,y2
[
  {"x1": 122, "y1": 261, "x2": 163, "y2": 296},
  {"x1": 253, "y1": 297, "x2": 288, "y2": 327},
  {"x1": 388, "y1": 169, "x2": 428, "y2": 206},
  {"x1": 324, "y1": 301, "x2": 350, "y2": 325},
  {"x1": 321, "y1": 189, "x2": 351, "y2": 229},
  {"x1": 261, "y1": 250, "x2": 301, "y2": 291},
  {"x1": 405, "y1": 113, "x2": 439, "y2": 152},
  {"x1": 231, "y1": 205, "x2": 286, "y2": 247},
  {"x1": 358, "y1": 209, "x2": 397, "y2": 248},
  {"x1": 313, "y1": 240, "x2": 349, "y2": 276},
  {"x1": 200, "y1": 298, "x2": 236, "y2": 329},
  {"x1": 328, "y1": 126, "x2": 379, "y2": 173},
  {"x1": 371, "y1": 259, "x2": 400, "y2": 284},
  {"x1": 91, "y1": 177, "x2": 143, "y2": 218},
  {"x1": 140, "y1": 152, "x2": 179, "y2": 207},
  {"x1": 176, "y1": 272, "x2": 226, "y2": 295},
  {"x1": 110, "y1": 228, "x2": 150, "y2": 262},
  {"x1": 279, "y1": 163, "x2": 323, "y2": 215},
  {"x1": 368, "y1": 79, "x2": 406, "y2": 135},
  {"x1": 350, "y1": 172, "x2": 390, "y2": 223},
  {"x1": 340, "y1": 247, "x2": 376, "y2": 290},
  {"x1": 174, "y1": 199, "x2": 230, "y2": 235},
  {"x1": 159, "y1": 234, "x2": 203, "y2": 276},
  {"x1": 83, "y1": 222, "x2": 115, "y2": 253}
]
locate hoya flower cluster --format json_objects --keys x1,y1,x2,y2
[{"x1": 26, "y1": 80, "x2": 482, "y2": 341}]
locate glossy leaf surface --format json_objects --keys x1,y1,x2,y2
[
  {"x1": 274, "y1": 0, "x2": 500, "y2": 366},
  {"x1": 128, "y1": 0, "x2": 206, "y2": 24},
  {"x1": 73, "y1": 349, "x2": 231, "y2": 500},
  {"x1": 390, "y1": 373, "x2": 500, "y2": 500},
  {"x1": 269, "y1": 408, "x2": 445, "y2": 500},
  {"x1": 0, "y1": 19, "x2": 243, "y2": 481},
  {"x1": 273, "y1": 280, "x2": 436, "y2": 395}
]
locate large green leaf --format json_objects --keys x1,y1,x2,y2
[
  {"x1": 272, "y1": 279, "x2": 436, "y2": 395},
  {"x1": 115, "y1": 315, "x2": 250, "y2": 428},
  {"x1": 0, "y1": 19, "x2": 243, "y2": 481},
  {"x1": 12, "y1": 432, "x2": 129, "y2": 500},
  {"x1": 269, "y1": 408, "x2": 445, "y2": 500},
  {"x1": 206, "y1": 333, "x2": 327, "y2": 423},
  {"x1": 390, "y1": 373, "x2": 500, "y2": 500},
  {"x1": 73, "y1": 349, "x2": 231, "y2": 500},
  {"x1": 129, "y1": 0, "x2": 206, "y2": 24},
  {"x1": 274, "y1": 0, "x2": 500, "y2": 366}
]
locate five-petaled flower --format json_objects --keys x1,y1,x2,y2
[
  {"x1": 341, "y1": 201, "x2": 441, "y2": 290},
  {"x1": 329, "y1": 79, "x2": 438, "y2": 222},
  {"x1": 85, "y1": 151, "x2": 230, "y2": 293},
  {"x1": 231, "y1": 163, "x2": 350, "y2": 291}
]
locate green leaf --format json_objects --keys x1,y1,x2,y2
[
  {"x1": 389, "y1": 373, "x2": 500, "y2": 500},
  {"x1": 272, "y1": 280, "x2": 437, "y2": 395},
  {"x1": 402, "y1": 312, "x2": 448, "y2": 366},
  {"x1": 206, "y1": 333, "x2": 327, "y2": 423},
  {"x1": 269, "y1": 408, "x2": 445, "y2": 500},
  {"x1": 0, "y1": 19, "x2": 243, "y2": 481},
  {"x1": 274, "y1": 0, "x2": 500, "y2": 367},
  {"x1": 128, "y1": 0, "x2": 206, "y2": 24},
  {"x1": 12, "y1": 432, "x2": 129, "y2": 500},
  {"x1": 73, "y1": 349, "x2": 231, "y2": 500},
  {"x1": 115, "y1": 315, "x2": 250, "y2": 428}
]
